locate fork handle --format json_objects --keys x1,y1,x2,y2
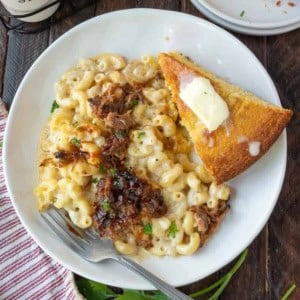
[{"x1": 116, "y1": 256, "x2": 192, "y2": 300}]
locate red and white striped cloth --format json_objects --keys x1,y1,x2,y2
[{"x1": 0, "y1": 100, "x2": 81, "y2": 300}]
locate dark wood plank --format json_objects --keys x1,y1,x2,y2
[
  {"x1": 219, "y1": 229, "x2": 270, "y2": 300},
  {"x1": 267, "y1": 31, "x2": 300, "y2": 300},
  {"x1": 96, "y1": 0, "x2": 136, "y2": 12},
  {"x1": 95, "y1": 0, "x2": 180, "y2": 15},
  {"x1": 49, "y1": 0, "x2": 96, "y2": 43},
  {"x1": 2, "y1": 24, "x2": 49, "y2": 108},
  {"x1": 135, "y1": 0, "x2": 179, "y2": 10},
  {"x1": 0, "y1": 5, "x2": 8, "y2": 98},
  {"x1": 181, "y1": 0, "x2": 206, "y2": 19}
]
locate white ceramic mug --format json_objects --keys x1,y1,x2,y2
[{"x1": 1, "y1": 0, "x2": 60, "y2": 22}]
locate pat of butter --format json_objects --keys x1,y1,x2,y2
[{"x1": 179, "y1": 77, "x2": 229, "y2": 132}]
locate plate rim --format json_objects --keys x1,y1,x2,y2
[
  {"x1": 3, "y1": 8, "x2": 287, "y2": 289},
  {"x1": 191, "y1": 0, "x2": 300, "y2": 36},
  {"x1": 197, "y1": 0, "x2": 300, "y2": 29}
]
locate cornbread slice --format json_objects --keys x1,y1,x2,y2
[{"x1": 158, "y1": 52, "x2": 293, "y2": 184}]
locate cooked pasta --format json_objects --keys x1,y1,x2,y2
[{"x1": 35, "y1": 53, "x2": 230, "y2": 257}]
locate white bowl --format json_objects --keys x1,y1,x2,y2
[{"x1": 3, "y1": 9, "x2": 287, "y2": 290}]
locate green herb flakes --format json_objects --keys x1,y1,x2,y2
[
  {"x1": 130, "y1": 98, "x2": 139, "y2": 108},
  {"x1": 110, "y1": 167, "x2": 118, "y2": 176},
  {"x1": 168, "y1": 221, "x2": 178, "y2": 238},
  {"x1": 71, "y1": 137, "x2": 80, "y2": 147},
  {"x1": 137, "y1": 131, "x2": 145, "y2": 139},
  {"x1": 51, "y1": 100, "x2": 59, "y2": 113},
  {"x1": 143, "y1": 223, "x2": 152, "y2": 235},
  {"x1": 92, "y1": 177, "x2": 98, "y2": 184},
  {"x1": 99, "y1": 164, "x2": 106, "y2": 174},
  {"x1": 101, "y1": 198, "x2": 110, "y2": 212},
  {"x1": 240, "y1": 10, "x2": 245, "y2": 17}
]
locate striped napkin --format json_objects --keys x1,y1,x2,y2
[{"x1": 0, "y1": 100, "x2": 82, "y2": 300}]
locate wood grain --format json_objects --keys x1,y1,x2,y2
[
  {"x1": 267, "y1": 31, "x2": 300, "y2": 300},
  {"x1": 181, "y1": 0, "x2": 205, "y2": 19},
  {"x1": 95, "y1": 0, "x2": 136, "y2": 14},
  {"x1": 49, "y1": 0, "x2": 96, "y2": 43},
  {"x1": 136, "y1": 0, "x2": 180, "y2": 10}
]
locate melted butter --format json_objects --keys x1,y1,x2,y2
[
  {"x1": 237, "y1": 136, "x2": 261, "y2": 156},
  {"x1": 248, "y1": 141, "x2": 261, "y2": 156},
  {"x1": 179, "y1": 76, "x2": 229, "y2": 132}
]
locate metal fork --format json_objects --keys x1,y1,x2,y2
[{"x1": 41, "y1": 208, "x2": 192, "y2": 300}]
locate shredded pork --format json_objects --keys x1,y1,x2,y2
[
  {"x1": 93, "y1": 171, "x2": 167, "y2": 243},
  {"x1": 190, "y1": 202, "x2": 229, "y2": 246},
  {"x1": 88, "y1": 83, "x2": 143, "y2": 118}
]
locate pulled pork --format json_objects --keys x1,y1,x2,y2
[
  {"x1": 101, "y1": 112, "x2": 136, "y2": 162},
  {"x1": 88, "y1": 83, "x2": 143, "y2": 118},
  {"x1": 53, "y1": 150, "x2": 89, "y2": 166},
  {"x1": 102, "y1": 134, "x2": 130, "y2": 161},
  {"x1": 93, "y1": 170, "x2": 167, "y2": 243},
  {"x1": 190, "y1": 202, "x2": 229, "y2": 246},
  {"x1": 90, "y1": 82, "x2": 167, "y2": 248},
  {"x1": 105, "y1": 111, "x2": 136, "y2": 131},
  {"x1": 88, "y1": 83, "x2": 141, "y2": 167}
]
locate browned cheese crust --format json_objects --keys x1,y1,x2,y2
[{"x1": 158, "y1": 52, "x2": 293, "y2": 184}]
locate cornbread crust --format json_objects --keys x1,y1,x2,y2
[{"x1": 158, "y1": 52, "x2": 293, "y2": 184}]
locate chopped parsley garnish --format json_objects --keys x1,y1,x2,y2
[
  {"x1": 143, "y1": 223, "x2": 152, "y2": 235},
  {"x1": 116, "y1": 130, "x2": 126, "y2": 138},
  {"x1": 240, "y1": 10, "x2": 245, "y2": 17},
  {"x1": 204, "y1": 91, "x2": 208, "y2": 95},
  {"x1": 101, "y1": 198, "x2": 110, "y2": 212},
  {"x1": 51, "y1": 100, "x2": 59, "y2": 113},
  {"x1": 137, "y1": 131, "x2": 145, "y2": 139},
  {"x1": 92, "y1": 177, "x2": 98, "y2": 184},
  {"x1": 110, "y1": 167, "x2": 118, "y2": 176},
  {"x1": 99, "y1": 164, "x2": 106, "y2": 174},
  {"x1": 71, "y1": 137, "x2": 80, "y2": 147},
  {"x1": 0, "y1": 142, "x2": 3, "y2": 148},
  {"x1": 130, "y1": 98, "x2": 139, "y2": 108},
  {"x1": 168, "y1": 221, "x2": 178, "y2": 238}
]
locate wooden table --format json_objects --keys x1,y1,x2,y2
[{"x1": 0, "y1": 1, "x2": 299, "y2": 299}]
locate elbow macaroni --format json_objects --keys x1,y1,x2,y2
[{"x1": 36, "y1": 53, "x2": 231, "y2": 257}]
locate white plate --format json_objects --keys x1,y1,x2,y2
[
  {"x1": 196, "y1": 0, "x2": 300, "y2": 29},
  {"x1": 3, "y1": 9, "x2": 287, "y2": 290},
  {"x1": 192, "y1": 0, "x2": 300, "y2": 36}
]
